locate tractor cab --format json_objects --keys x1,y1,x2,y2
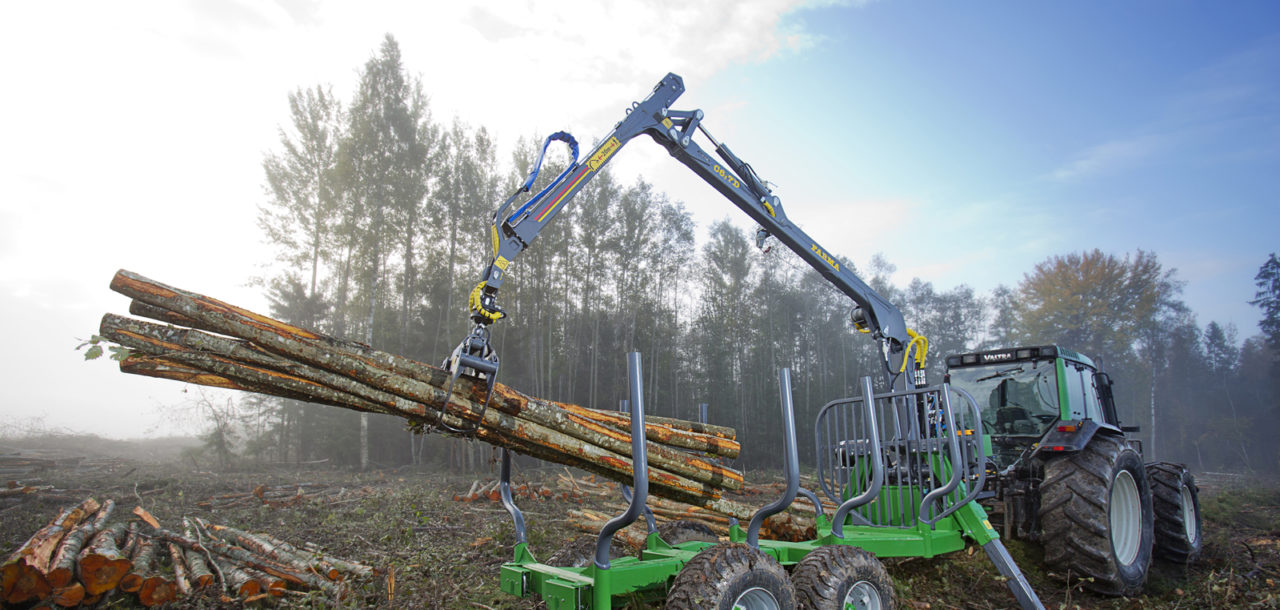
[{"x1": 944, "y1": 345, "x2": 1123, "y2": 469}]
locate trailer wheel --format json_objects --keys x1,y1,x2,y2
[
  {"x1": 545, "y1": 536, "x2": 628, "y2": 568},
  {"x1": 1039, "y1": 434, "x2": 1154, "y2": 596},
  {"x1": 793, "y1": 545, "x2": 894, "y2": 610},
  {"x1": 664, "y1": 543, "x2": 794, "y2": 610},
  {"x1": 1146, "y1": 462, "x2": 1202, "y2": 564},
  {"x1": 658, "y1": 520, "x2": 718, "y2": 546}
]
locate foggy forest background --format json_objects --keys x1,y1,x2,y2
[{"x1": 61, "y1": 36, "x2": 1280, "y2": 476}]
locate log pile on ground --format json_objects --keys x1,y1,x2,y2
[
  {"x1": 0, "y1": 451, "x2": 131, "y2": 480},
  {"x1": 197, "y1": 482, "x2": 376, "y2": 510},
  {"x1": 1, "y1": 481, "x2": 99, "y2": 515},
  {"x1": 1, "y1": 498, "x2": 378, "y2": 607},
  {"x1": 451, "y1": 479, "x2": 563, "y2": 503},
  {"x1": 96, "y1": 270, "x2": 744, "y2": 510}
]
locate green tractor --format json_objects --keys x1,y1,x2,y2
[{"x1": 944, "y1": 345, "x2": 1203, "y2": 595}]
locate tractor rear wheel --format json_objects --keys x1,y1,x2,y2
[
  {"x1": 792, "y1": 545, "x2": 894, "y2": 610},
  {"x1": 1039, "y1": 434, "x2": 1154, "y2": 596},
  {"x1": 1146, "y1": 462, "x2": 1203, "y2": 564},
  {"x1": 664, "y1": 543, "x2": 794, "y2": 610}
]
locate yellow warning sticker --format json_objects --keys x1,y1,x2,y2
[{"x1": 588, "y1": 137, "x2": 621, "y2": 170}]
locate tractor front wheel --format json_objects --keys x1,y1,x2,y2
[
  {"x1": 664, "y1": 543, "x2": 794, "y2": 610},
  {"x1": 1039, "y1": 434, "x2": 1154, "y2": 596},
  {"x1": 1146, "y1": 462, "x2": 1203, "y2": 564},
  {"x1": 792, "y1": 545, "x2": 894, "y2": 610}
]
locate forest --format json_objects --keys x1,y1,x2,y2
[{"x1": 226, "y1": 35, "x2": 1278, "y2": 477}]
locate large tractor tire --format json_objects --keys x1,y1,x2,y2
[
  {"x1": 665, "y1": 543, "x2": 794, "y2": 610},
  {"x1": 1039, "y1": 434, "x2": 1154, "y2": 596},
  {"x1": 1145, "y1": 462, "x2": 1203, "y2": 564},
  {"x1": 657, "y1": 520, "x2": 719, "y2": 546},
  {"x1": 792, "y1": 545, "x2": 894, "y2": 610}
]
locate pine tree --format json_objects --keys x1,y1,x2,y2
[{"x1": 1250, "y1": 252, "x2": 1280, "y2": 377}]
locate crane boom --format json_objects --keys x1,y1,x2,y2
[{"x1": 444, "y1": 73, "x2": 919, "y2": 416}]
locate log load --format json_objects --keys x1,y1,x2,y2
[{"x1": 97, "y1": 270, "x2": 744, "y2": 509}]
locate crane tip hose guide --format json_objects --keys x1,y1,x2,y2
[{"x1": 443, "y1": 72, "x2": 930, "y2": 420}]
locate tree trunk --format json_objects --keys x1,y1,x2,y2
[{"x1": 102, "y1": 271, "x2": 744, "y2": 508}]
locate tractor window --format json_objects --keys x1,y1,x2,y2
[
  {"x1": 1081, "y1": 368, "x2": 1103, "y2": 421},
  {"x1": 947, "y1": 360, "x2": 1060, "y2": 439},
  {"x1": 1064, "y1": 366, "x2": 1088, "y2": 420}
]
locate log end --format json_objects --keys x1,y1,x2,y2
[
  {"x1": 80, "y1": 555, "x2": 132, "y2": 596},
  {"x1": 50, "y1": 582, "x2": 85, "y2": 607},
  {"x1": 139, "y1": 576, "x2": 177, "y2": 607},
  {"x1": 118, "y1": 572, "x2": 143, "y2": 593}
]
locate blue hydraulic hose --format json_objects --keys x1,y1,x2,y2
[{"x1": 507, "y1": 131, "x2": 579, "y2": 223}]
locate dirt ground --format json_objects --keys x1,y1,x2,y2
[{"x1": 2, "y1": 453, "x2": 1277, "y2": 609}]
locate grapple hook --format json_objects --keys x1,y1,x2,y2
[{"x1": 438, "y1": 325, "x2": 500, "y2": 438}]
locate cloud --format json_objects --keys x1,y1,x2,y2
[{"x1": 1048, "y1": 133, "x2": 1169, "y2": 182}]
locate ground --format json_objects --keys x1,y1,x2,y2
[{"x1": 2, "y1": 440, "x2": 1277, "y2": 609}]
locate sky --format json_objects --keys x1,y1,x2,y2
[{"x1": 1, "y1": 1, "x2": 1277, "y2": 439}]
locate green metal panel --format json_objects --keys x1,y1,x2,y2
[{"x1": 1056, "y1": 357, "x2": 1071, "y2": 420}]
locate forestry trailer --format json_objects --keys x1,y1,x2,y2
[
  {"x1": 444, "y1": 72, "x2": 1047, "y2": 609},
  {"x1": 944, "y1": 346, "x2": 1203, "y2": 596}
]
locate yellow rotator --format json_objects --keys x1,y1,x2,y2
[
  {"x1": 899, "y1": 328, "x2": 929, "y2": 373},
  {"x1": 469, "y1": 281, "x2": 505, "y2": 323}
]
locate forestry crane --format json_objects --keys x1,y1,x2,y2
[{"x1": 443, "y1": 72, "x2": 929, "y2": 416}]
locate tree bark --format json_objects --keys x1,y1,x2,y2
[
  {"x1": 2, "y1": 497, "x2": 99, "y2": 604},
  {"x1": 48, "y1": 499, "x2": 114, "y2": 587},
  {"x1": 100, "y1": 273, "x2": 744, "y2": 504},
  {"x1": 77, "y1": 522, "x2": 131, "y2": 596}
]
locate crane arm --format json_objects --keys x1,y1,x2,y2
[{"x1": 447, "y1": 73, "x2": 917, "y2": 406}]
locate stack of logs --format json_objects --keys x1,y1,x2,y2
[
  {"x1": 1, "y1": 498, "x2": 375, "y2": 607},
  {"x1": 97, "y1": 270, "x2": 744, "y2": 510},
  {"x1": 556, "y1": 471, "x2": 840, "y2": 544}
]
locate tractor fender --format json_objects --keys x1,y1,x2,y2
[{"x1": 1032, "y1": 419, "x2": 1111, "y2": 459}]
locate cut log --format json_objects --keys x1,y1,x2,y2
[
  {"x1": 138, "y1": 573, "x2": 177, "y2": 607},
  {"x1": 120, "y1": 529, "x2": 159, "y2": 593},
  {"x1": 2, "y1": 497, "x2": 99, "y2": 604},
  {"x1": 152, "y1": 528, "x2": 342, "y2": 597},
  {"x1": 167, "y1": 543, "x2": 192, "y2": 597},
  {"x1": 102, "y1": 312, "x2": 741, "y2": 493},
  {"x1": 203, "y1": 522, "x2": 339, "y2": 581},
  {"x1": 48, "y1": 498, "x2": 114, "y2": 587},
  {"x1": 77, "y1": 522, "x2": 132, "y2": 595},
  {"x1": 99, "y1": 271, "x2": 744, "y2": 509},
  {"x1": 48, "y1": 581, "x2": 84, "y2": 607},
  {"x1": 214, "y1": 559, "x2": 260, "y2": 599}
]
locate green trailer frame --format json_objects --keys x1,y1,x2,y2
[{"x1": 495, "y1": 353, "x2": 1041, "y2": 609}]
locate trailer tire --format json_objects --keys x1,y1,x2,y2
[
  {"x1": 658, "y1": 520, "x2": 718, "y2": 546},
  {"x1": 793, "y1": 545, "x2": 894, "y2": 610},
  {"x1": 1039, "y1": 434, "x2": 1154, "y2": 596},
  {"x1": 664, "y1": 543, "x2": 794, "y2": 610},
  {"x1": 545, "y1": 536, "x2": 628, "y2": 568},
  {"x1": 1146, "y1": 462, "x2": 1202, "y2": 564}
]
